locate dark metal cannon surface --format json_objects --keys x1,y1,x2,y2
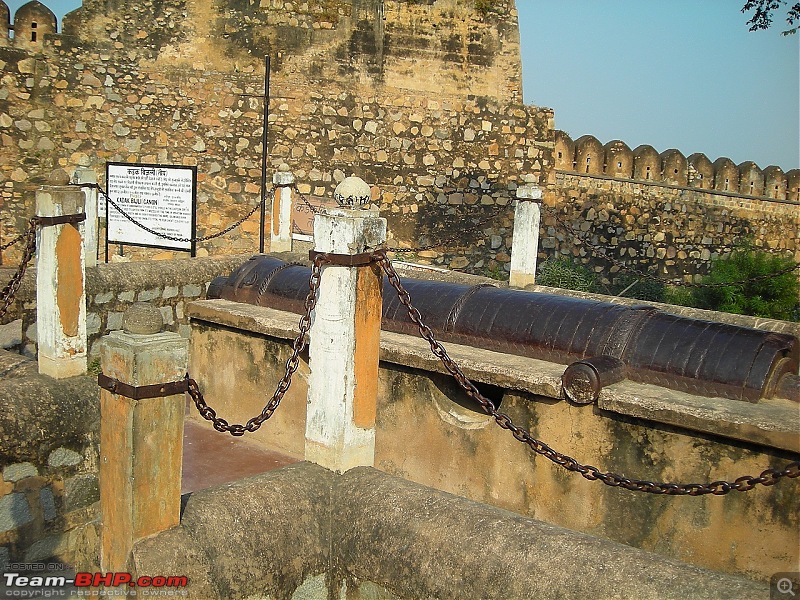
[{"x1": 208, "y1": 255, "x2": 800, "y2": 404}]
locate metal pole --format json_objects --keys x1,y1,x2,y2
[{"x1": 259, "y1": 56, "x2": 271, "y2": 253}]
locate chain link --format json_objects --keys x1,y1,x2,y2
[
  {"x1": 541, "y1": 203, "x2": 800, "y2": 289},
  {"x1": 88, "y1": 183, "x2": 270, "y2": 243},
  {"x1": 0, "y1": 231, "x2": 28, "y2": 252},
  {"x1": 0, "y1": 218, "x2": 38, "y2": 321},
  {"x1": 375, "y1": 250, "x2": 800, "y2": 496},
  {"x1": 292, "y1": 183, "x2": 322, "y2": 216},
  {"x1": 186, "y1": 252, "x2": 328, "y2": 435}
]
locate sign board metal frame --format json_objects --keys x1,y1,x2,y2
[{"x1": 105, "y1": 162, "x2": 197, "y2": 259}]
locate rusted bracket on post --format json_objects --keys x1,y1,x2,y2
[
  {"x1": 35, "y1": 213, "x2": 87, "y2": 227},
  {"x1": 98, "y1": 373, "x2": 189, "y2": 400},
  {"x1": 309, "y1": 249, "x2": 383, "y2": 267}
]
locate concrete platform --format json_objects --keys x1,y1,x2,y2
[{"x1": 181, "y1": 420, "x2": 299, "y2": 494}]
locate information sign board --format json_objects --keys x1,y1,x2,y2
[{"x1": 105, "y1": 162, "x2": 197, "y2": 253}]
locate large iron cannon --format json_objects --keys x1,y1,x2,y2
[{"x1": 208, "y1": 255, "x2": 799, "y2": 405}]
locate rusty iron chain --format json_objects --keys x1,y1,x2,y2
[
  {"x1": 0, "y1": 231, "x2": 27, "y2": 252},
  {"x1": 375, "y1": 250, "x2": 800, "y2": 495},
  {"x1": 0, "y1": 218, "x2": 38, "y2": 321},
  {"x1": 87, "y1": 183, "x2": 270, "y2": 243},
  {"x1": 186, "y1": 252, "x2": 328, "y2": 435},
  {"x1": 292, "y1": 184, "x2": 322, "y2": 216},
  {"x1": 542, "y1": 203, "x2": 800, "y2": 289}
]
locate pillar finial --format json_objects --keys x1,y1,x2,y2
[
  {"x1": 334, "y1": 176, "x2": 371, "y2": 209},
  {"x1": 122, "y1": 302, "x2": 164, "y2": 335}
]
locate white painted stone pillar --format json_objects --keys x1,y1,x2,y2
[
  {"x1": 36, "y1": 169, "x2": 87, "y2": 378},
  {"x1": 509, "y1": 176, "x2": 543, "y2": 288},
  {"x1": 305, "y1": 177, "x2": 386, "y2": 472},
  {"x1": 271, "y1": 164, "x2": 295, "y2": 252},
  {"x1": 73, "y1": 165, "x2": 98, "y2": 268}
]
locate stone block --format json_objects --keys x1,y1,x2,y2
[
  {"x1": 86, "y1": 312, "x2": 102, "y2": 336},
  {"x1": 64, "y1": 474, "x2": 99, "y2": 513},
  {"x1": 162, "y1": 286, "x2": 179, "y2": 299},
  {"x1": 0, "y1": 493, "x2": 33, "y2": 532},
  {"x1": 107, "y1": 312, "x2": 124, "y2": 332},
  {"x1": 159, "y1": 306, "x2": 175, "y2": 326},
  {"x1": 182, "y1": 284, "x2": 203, "y2": 298},
  {"x1": 94, "y1": 292, "x2": 114, "y2": 304},
  {"x1": 118, "y1": 291, "x2": 135, "y2": 303},
  {"x1": 137, "y1": 288, "x2": 161, "y2": 302},
  {"x1": 3, "y1": 462, "x2": 38, "y2": 482},
  {"x1": 40, "y1": 487, "x2": 57, "y2": 521},
  {"x1": 48, "y1": 447, "x2": 83, "y2": 468},
  {"x1": 0, "y1": 319, "x2": 22, "y2": 349}
]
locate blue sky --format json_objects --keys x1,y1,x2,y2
[
  {"x1": 7, "y1": 0, "x2": 800, "y2": 170},
  {"x1": 518, "y1": 2, "x2": 799, "y2": 170}
]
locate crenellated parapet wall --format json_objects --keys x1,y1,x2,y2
[{"x1": 555, "y1": 131, "x2": 798, "y2": 200}]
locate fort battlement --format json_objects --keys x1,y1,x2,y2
[
  {"x1": 0, "y1": 1, "x2": 58, "y2": 50},
  {"x1": 555, "y1": 130, "x2": 799, "y2": 201}
]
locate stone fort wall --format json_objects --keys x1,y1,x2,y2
[
  {"x1": 0, "y1": 0, "x2": 551, "y2": 278},
  {"x1": 547, "y1": 132, "x2": 799, "y2": 284},
  {"x1": 0, "y1": 0, "x2": 796, "y2": 286}
]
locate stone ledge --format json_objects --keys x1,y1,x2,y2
[
  {"x1": 130, "y1": 463, "x2": 768, "y2": 599},
  {"x1": 186, "y1": 299, "x2": 799, "y2": 453}
]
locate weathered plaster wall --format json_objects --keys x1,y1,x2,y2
[{"x1": 186, "y1": 296, "x2": 800, "y2": 583}]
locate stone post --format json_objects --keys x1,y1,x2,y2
[
  {"x1": 98, "y1": 303, "x2": 188, "y2": 572},
  {"x1": 73, "y1": 165, "x2": 98, "y2": 268},
  {"x1": 305, "y1": 177, "x2": 386, "y2": 472},
  {"x1": 509, "y1": 176, "x2": 543, "y2": 288},
  {"x1": 36, "y1": 169, "x2": 88, "y2": 378},
  {"x1": 271, "y1": 163, "x2": 295, "y2": 252}
]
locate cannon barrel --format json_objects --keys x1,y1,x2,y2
[{"x1": 208, "y1": 256, "x2": 799, "y2": 403}]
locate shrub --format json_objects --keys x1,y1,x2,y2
[
  {"x1": 536, "y1": 258, "x2": 599, "y2": 293},
  {"x1": 604, "y1": 274, "x2": 666, "y2": 303},
  {"x1": 689, "y1": 247, "x2": 799, "y2": 321},
  {"x1": 474, "y1": 0, "x2": 497, "y2": 15}
]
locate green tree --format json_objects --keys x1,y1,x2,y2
[
  {"x1": 690, "y1": 247, "x2": 800, "y2": 321},
  {"x1": 742, "y1": 0, "x2": 799, "y2": 34}
]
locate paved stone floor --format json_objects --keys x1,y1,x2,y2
[{"x1": 182, "y1": 420, "x2": 299, "y2": 494}]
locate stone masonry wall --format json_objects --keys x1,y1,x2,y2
[
  {"x1": 0, "y1": 353, "x2": 100, "y2": 572},
  {"x1": 0, "y1": 0, "x2": 549, "y2": 278},
  {"x1": 545, "y1": 171, "x2": 800, "y2": 285},
  {"x1": 0, "y1": 253, "x2": 250, "y2": 359}
]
